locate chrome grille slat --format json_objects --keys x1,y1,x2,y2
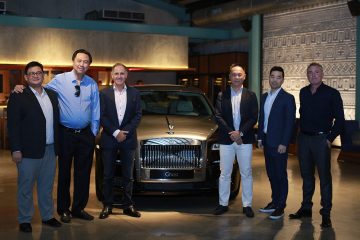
[{"x1": 141, "y1": 139, "x2": 202, "y2": 169}]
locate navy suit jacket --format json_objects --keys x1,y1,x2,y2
[
  {"x1": 7, "y1": 87, "x2": 60, "y2": 158},
  {"x1": 99, "y1": 86, "x2": 142, "y2": 150},
  {"x1": 215, "y1": 87, "x2": 258, "y2": 144},
  {"x1": 258, "y1": 88, "x2": 296, "y2": 148}
]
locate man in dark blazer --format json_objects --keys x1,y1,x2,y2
[
  {"x1": 99, "y1": 63, "x2": 142, "y2": 219},
  {"x1": 257, "y1": 66, "x2": 296, "y2": 220},
  {"x1": 214, "y1": 63, "x2": 258, "y2": 217},
  {"x1": 7, "y1": 61, "x2": 61, "y2": 232}
]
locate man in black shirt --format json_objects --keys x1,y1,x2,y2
[{"x1": 289, "y1": 62, "x2": 344, "y2": 228}]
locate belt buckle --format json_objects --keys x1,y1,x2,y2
[{"x1": 74, "y1": 129, "x2": 81, "y2": 134}]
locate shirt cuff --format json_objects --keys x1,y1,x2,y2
[{"x1": 113, "y1": 129, "x2": 120, "y2": 138}]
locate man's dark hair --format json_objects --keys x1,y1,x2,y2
[
  {"x1": 270, "y1": 66, "x2": 284, "y2": 78},
  {"x1": 72, "y1": 49, "x2": 92, "y2": 64},
  {"x1": 24, "y1": 61, "x2": 44, "y2": 74}
]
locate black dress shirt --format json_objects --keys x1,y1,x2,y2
[{"x1": 299, "y1": 83, "x2": 344, "y2": 142}]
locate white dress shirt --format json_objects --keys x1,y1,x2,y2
[
  {"x1": 263, "y1": 87, "x2": 282, "y2": 134},
  {"x1": 231, "y1": 87, "x2": 243, "y2": 131},
  {"x1": 29, "y1": 86, "x2": 54, "y2": 144},
  {"x1": 112, "y1": 85, "x2": 127, "y2": 138}
]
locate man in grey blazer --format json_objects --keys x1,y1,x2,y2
[
  {"x1": 98, "y1": 63, "x2": 142, "y2": 219},
  {"x1": 214, "y1": 63, "x2": 258, "y2": 217},
  {"x1": 257, "y1": 66, "x2": 296, "y2": 220},
  {"x1": 7, "y1": 61, "x2": 61, "y2": 232}
]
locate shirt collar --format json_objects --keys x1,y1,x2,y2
[
  {"x1": 267, "y1": 87, "x2": 282, "y2": 96},
  {"x1": 113, "y1": 84, "x2": 127, "y2": 93},
  {"x1": 29, "y1": 86, "x2": 46, "y2": 97},
  {"x1": 231, "y1": 86, "x2": 243, "y2": 95}
]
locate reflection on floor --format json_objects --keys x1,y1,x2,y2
[{"x1": 0, "y1": 148, "x2": 359, "y2": 240}]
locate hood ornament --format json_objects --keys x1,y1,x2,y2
[{"x1": 165, "y1": 116, "x2": 175, "y2": 135}]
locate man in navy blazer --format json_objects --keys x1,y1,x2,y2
[
  {"x1": 7, "y1": 61, "x2": 61, "y2": 232},
  {"x1": 214, "y1": 63, "x2": 258, "y2": 217},
  {"x1": 258, "y1": 66, "x2": 296, "y2": 220},
  {"x1": 99, "y1": 63, "x2": 142, "y2": 219}
]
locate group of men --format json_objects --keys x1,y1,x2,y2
[
  {"x1": 7, "y1": 49, "x2": 142, "y2": 233},
  {"x1": 214, "y1": 62, "x2": 344, "y2": 229},
  {"x1": 7, "y1": 48, "x2": 344, "y2": 233}
]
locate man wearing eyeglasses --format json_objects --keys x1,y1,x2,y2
[
  {"x1": 14, "y1": 49, "x2": 100, "y2": 223},
  {"x1": 8, "y1": 61, "x2": 61, "y2": 232}
]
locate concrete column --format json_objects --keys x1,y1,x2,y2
[{"x1": 249, "y1": 14, "x2": 261, "y2": 101}]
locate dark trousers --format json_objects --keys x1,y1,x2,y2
[
  {"x1": 102, "y1": 146, "x2": 135, "y2": 208},
  {"x1": 297, "y1": 133, "x2": 332, "y2": 216},
  {"x1": 57, "y1": 127, "x2": 95, "y2": 215},
  {"x1": 264, "y1": 142, "x2": 288, "y2": 210}
]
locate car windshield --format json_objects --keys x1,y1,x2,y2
[{"x1": 140, "y1": 91, "x2": 213, "y2": 116}]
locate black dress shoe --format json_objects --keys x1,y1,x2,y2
[
  {"x1": 72, "y1": 210, "x2": 94, "y2": 221},
  {"x1": 243, "y1": 207, "x2": 255, "y2": 218},
  {"x1": 99, "y1": 206, "x2": 113, "y2": 219},
  {"x1": 213, "y1": 205, "x2": 229, "y2": 215},
  {"x1": 19, "y1": 223, "x2": 32, "y2": 233},
  {"x1": 289, "y1": 208, "x2": 312, "y2": 219},
  {"x1": 321, "y1": 215, "x2": 332, "y2": 228},
  {"x1": 60, "y1": 211, "x2": 72, "y2": 223},
  {"x1": 42, "y1": 218, "x2": 62, "y2": 227},
  {"x1": 123, "y1": 206, "x2": 141, "y2": 218}
]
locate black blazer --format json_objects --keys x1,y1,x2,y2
[
  {"x1": 100, "y1": 86, "x2": 142, "y2": 150},
  {"x1": 7, "y1": 87, "x2": 60, "y2": 158},
  {"x1": 215, "y1": 87, "x2": 258, "y2": 144},
  {"x1": 258, "y1": 89, "x2": 296, "y2": 148}
]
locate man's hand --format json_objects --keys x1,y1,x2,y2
[
  {"x1": 115, "y1": 130, "x2": 129, "y2": 143},
  {"x1": 277, "y1": 144, "x2": 287, "y2": 154},
  {"x1": 229, "y1": 131, "x2": 242, "y2": 145},
  {"x1": 13, "y1": 85, "x2": 25, "y2": 93},
  {"x1": 12, "y1": 151, "x2": 22, "y2": 163}
]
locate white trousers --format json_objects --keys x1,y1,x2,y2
[{"x1": 219, "y1": 143, "x2": 253, "y2": 207}]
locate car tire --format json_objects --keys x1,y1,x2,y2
[
  {"x1": 230, "y1": 162, "x2": 240, "y2": 200},
  {"x1": 95, "y1": 147, "x2": 104, "y2": 202}
]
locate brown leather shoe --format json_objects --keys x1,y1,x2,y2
[{"x1": 123, "y1": 206, "x2": 141, "y2": 218}]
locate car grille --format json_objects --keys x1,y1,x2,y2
[{"x1": 140, "y1": 138, "x2": 202, "y2": 169}]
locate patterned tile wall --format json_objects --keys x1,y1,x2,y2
[{"x1": 262, "y1": 0, "x2": 356, "y2": 120}]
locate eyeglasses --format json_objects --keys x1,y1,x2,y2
[
  {"x1": 74, "y1": 85, "x2": 80, "y2": 97},
  {"x1": 27, "y1": 71, "x2": 43, "y2": 77}
]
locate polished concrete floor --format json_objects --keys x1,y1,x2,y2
[{"x1": 0, "y1": 148, "x2": 359, "y2": 240}]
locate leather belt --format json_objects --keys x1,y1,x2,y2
[
  {"x1": 301, "y1": 131, "x2": 328, "y2": 136},
  {"x1": 60, "y1": 125, "x2": 90, "y2": 134}
]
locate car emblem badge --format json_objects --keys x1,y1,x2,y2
[{"x1": 167, "y1": 124, "x2": 174, "y2": 135}]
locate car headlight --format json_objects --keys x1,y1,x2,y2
[{"x1": 211, "y1": 143, "x2": 220, "y2": 150}]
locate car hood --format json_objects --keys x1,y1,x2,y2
[{"x1": 138, "y1": 115, "x2": 217, "y2": 141}]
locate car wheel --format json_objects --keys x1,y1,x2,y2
[
  {"x1": 95, "y1": 147, "x2": 104, "y2": 202},
  {"x1": 230, "y1": 162, "x2": 240, "y2": 200}
]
